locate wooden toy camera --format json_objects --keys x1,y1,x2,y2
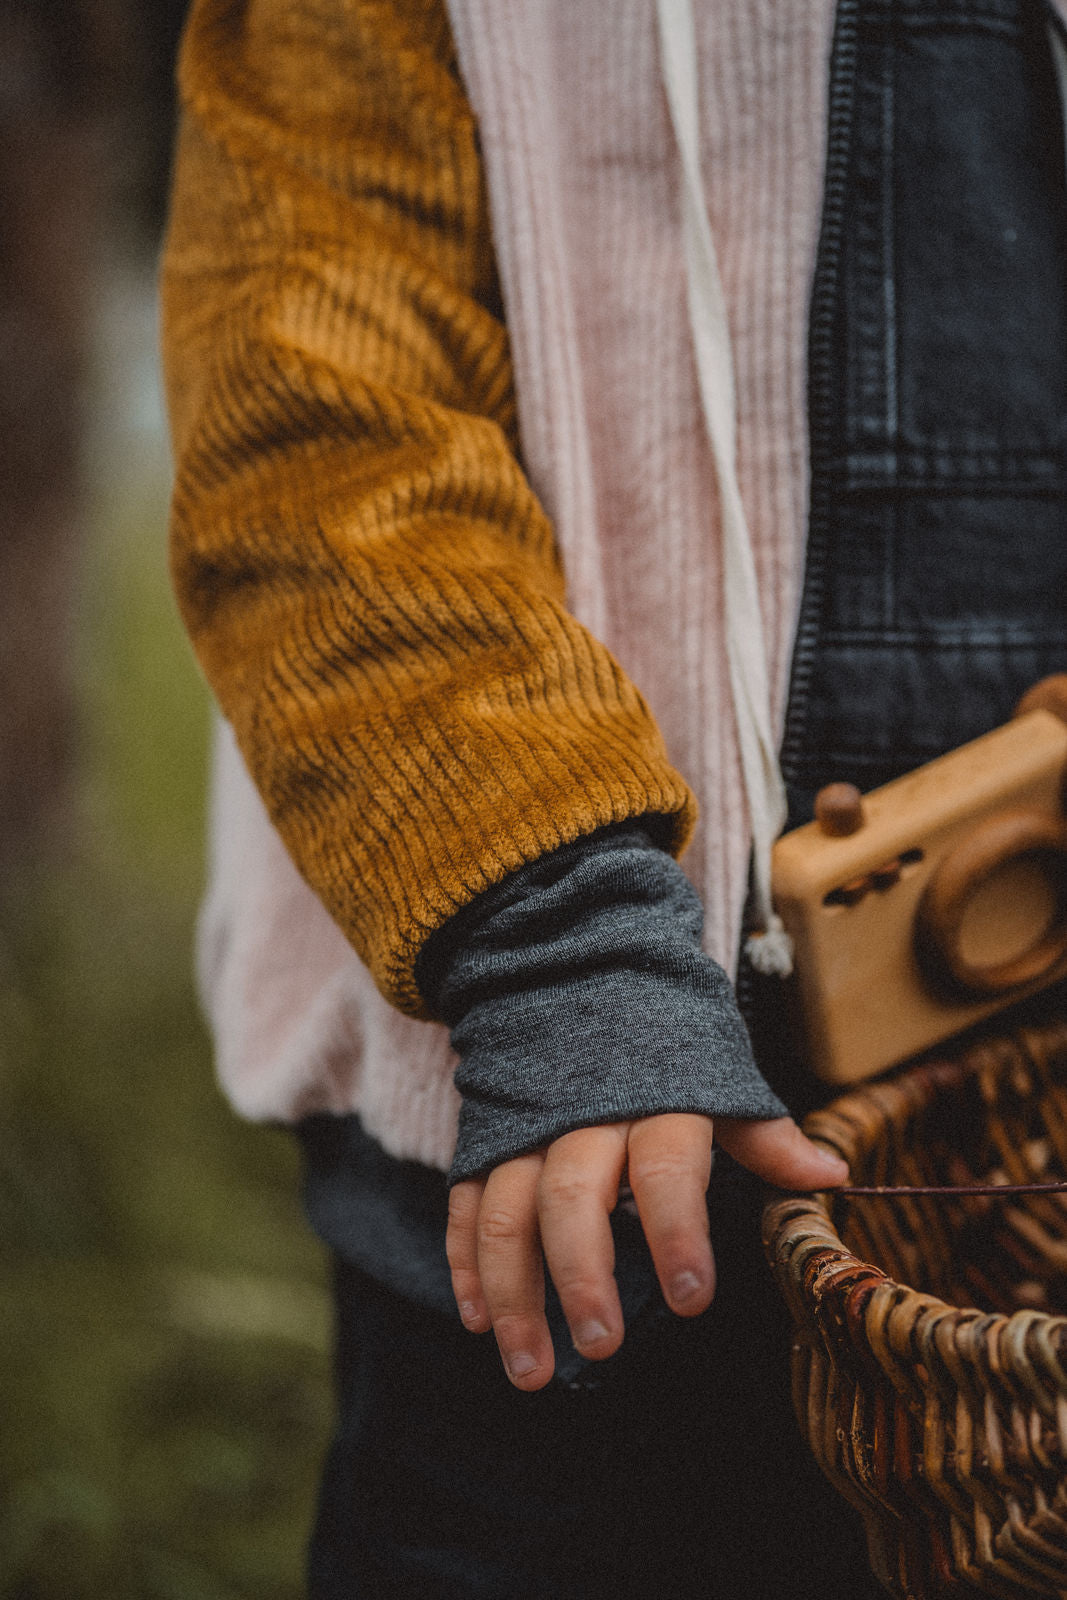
[{"x1": 772, "y1": 676, "x2": 1067, "y2": 1086}]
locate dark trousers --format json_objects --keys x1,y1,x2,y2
[{"x1": 308, "y1": 1175, "x2": 883, "y2": 1600}]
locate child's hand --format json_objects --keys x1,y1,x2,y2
[{"x1": 445, "y1": 1111, "x2": 848, "y2": 1390}]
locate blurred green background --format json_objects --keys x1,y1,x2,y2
[{"x1": 0, "y1": 10, "x2": 332, "y2": 1595}]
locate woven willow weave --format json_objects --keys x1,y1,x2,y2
[{"x1": 763, "y1": 1018, "x2": 1067, "y2": 1599}]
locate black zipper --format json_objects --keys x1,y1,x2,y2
[
  {"x1": 779, "y1": 0, "x2": 862, "y2": 793},
  {"x1": 736, "y1": 0, "x2": 861, "y2": 1038}
]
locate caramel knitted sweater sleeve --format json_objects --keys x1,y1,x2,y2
[{"x1": 161, "y1": 0, "x2": 697, "y2": 1018}]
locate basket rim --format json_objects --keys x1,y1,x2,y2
[
  {"x1": 763, "y1": 1015, "x2": 1067, "y2": 1362},
  {"x1": 762, "y1": 1017, "x2": 1067, "y2": 1598}
]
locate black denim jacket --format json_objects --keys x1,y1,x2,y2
[
  {"x1": 738, "y1": 0, "x2": 1067, "y2": 1108},
  {"x1": 785, "y1": 0, "x2": 1067, "y2": 816}
]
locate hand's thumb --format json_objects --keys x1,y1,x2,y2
[{"x1": 714, "y1": 1115, "x2": 849, "y2": 1191}]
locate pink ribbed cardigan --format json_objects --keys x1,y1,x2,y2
[{"x1": 197, "y1": 0, "x2": 834, "y2": 1170}]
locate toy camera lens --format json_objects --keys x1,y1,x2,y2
[
  {"x1": 916, "y1": 811, "x2": 1067, "y2": 999},
  {"x1": 956, "y1": 857, "x2": 1059, "y2": 971}
]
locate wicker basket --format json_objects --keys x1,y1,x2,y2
[{"x1": 763, "y1": 1018, "x2": 1067, "y2": 1600}]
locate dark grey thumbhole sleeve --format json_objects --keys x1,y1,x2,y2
[{"x1": 414, "y1": 824, "x2": 788, "y2": 1186}]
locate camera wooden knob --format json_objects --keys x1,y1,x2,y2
[
  {"x1": 915, "y1": 809, "x2": 1067, "y2": 998},
  {"x1": 815, "y1": 783, "x2": 865, "y2": 837}
]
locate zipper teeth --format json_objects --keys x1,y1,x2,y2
[{"x1": 779, "y1": 0, "x2": 862, "y2": 790}]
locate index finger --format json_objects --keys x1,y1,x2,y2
[{"x1": 626, "y1": 1113, "x2": 716, "y2": 1316}]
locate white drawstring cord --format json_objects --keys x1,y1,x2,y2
[{"x1": 655, "y1": 0, "x2": 794, "y2": 976}]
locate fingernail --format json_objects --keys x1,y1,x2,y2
[
  {"x1": 815, "y1": 1152, "x2": 850, "y2": 1181},
  {"x1": 458, "y1": 1301, "x2": 480, "y2": 1327},
  {"x1": 670, "y1": 1270, "x2": 704, "y2": 1304},
  {"x1": 506, "y1": 1351, "x2": 538, "y2": 1380},
  {"x1": 574, "y1": 1319, "x2": 611, "y2": 1349}
]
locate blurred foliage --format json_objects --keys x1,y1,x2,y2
[{"x1": 0, "y1": 392, "x2": 331, "y2": 1598}]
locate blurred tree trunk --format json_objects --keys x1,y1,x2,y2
[
  {"x1": 0, "y1": 5, "x2": 98, "y2": 861},
  {"x1": 0, "y1": 0, "x2": 188, "y2": 870}
]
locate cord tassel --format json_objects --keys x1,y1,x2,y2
[{"x1": 744, "y1": 916, "x2": 794, "y2": 978}]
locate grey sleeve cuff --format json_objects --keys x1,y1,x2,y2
[{"x1": 415, "y1": 824, "x2": 788, "y2": 1187}]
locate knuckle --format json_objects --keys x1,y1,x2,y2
[
  {"x1": 477, "y1": 1207, "x2": 524, "y2": 1246},
  {"x1": 447, "y1": 1187, "x2": 478, "y2": 1228},
  {"x1": 445, "y1": 1232, "x2": 471, "y2": 1271},
  {"x1": 538, "y1": 1173, "x2": 597, "y2": 1212},
  {"x1": 552, "y1": 1269, "x2": 605, "y2": 1304},
  {"x1": 629, "y1": 1152, "x2": 695, "y2": 1187},
  {"x1": 492, "y1": 1311, "x2": 541, "y2": 1341}
]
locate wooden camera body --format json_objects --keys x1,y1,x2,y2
[{"x1": 771, "y1": 677, "x2": 1067, "y2": 1086}]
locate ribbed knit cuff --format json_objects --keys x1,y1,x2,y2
[{"x1": 415, "y1": 824, "x2": 787, "y2": 1186}]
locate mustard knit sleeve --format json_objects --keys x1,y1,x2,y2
[{"x1": 161, "y1": 0, "x2": 696, "y2": 1017}]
